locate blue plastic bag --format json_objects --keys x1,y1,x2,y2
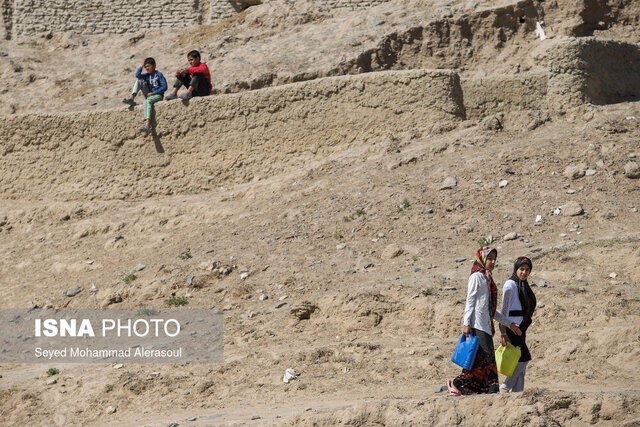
[{"x1": 451, "y1": 333, "x2": 479, "y2": 370}]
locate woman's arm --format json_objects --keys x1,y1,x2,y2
[{"x1": 462, "y1": 273, "x2": 480, "y2": 336}]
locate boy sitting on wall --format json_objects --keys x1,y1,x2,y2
[
  {"x1": 166, "y1": 50, "x2": 212, "y2": 100},
  {"x1": 122, "y1": 57, "x2": 168, "y2": 132}
]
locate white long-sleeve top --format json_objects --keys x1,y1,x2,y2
[
  {"x1": 500, "y1": 279, "x2": 524, "y2": 327},
  {"x1": 463, "y1": 271, "x2": 511, "y2": 335}
]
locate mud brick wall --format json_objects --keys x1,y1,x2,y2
[{"x1": 11, "y1": 0, "x2": 200, "y2": 36}]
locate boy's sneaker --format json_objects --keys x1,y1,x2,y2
[
  {"x1": 165, "y1": 94, "x2": 178, "y2": 100},
  {"x1": 140, "y1": 125, "x2": 150, "y2": 132},
  {"x1": 122, "y1": 98, "x2": 136, "y2": 106},
  {"x1": 180, "y1": 93, "x2": 192, "y2": 100}
]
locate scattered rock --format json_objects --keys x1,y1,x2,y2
[
  {"x1": 259, "y1": 294, "x2": 268, "y2": 301},
  {"x1": 564, "y1": 163, "x2": 587, "y2": 179},
  {"x1": 624, "y1": 162, "x2": 640, "y2": 178},
  {"x1": 53, "y1": 414, "x2": 66, "y2": 426},
  {"x1": 90, "y1": 283, "x2": 98, "y2": 292},
  {"x1": 113, "y1": 363, "x2": 124, "y2": 369},
  {"x1": 585, "y1": 169, "x2": 597, "y2": 176},
  {"x1": 46, "y1": 377, "x2": 57, "y2": 385},
  {"x1": 503, "y1": 232, "x2": 519, "y2": 241},
  {"x1": 578, "y1": 287, "x2": 586, "y2": 292},
  {"x1": 443, "y1": 286, "x2": 457, "y2": 291},
  {"x1": 290, "y1": 301, "x2": 317, "y2": 320},
  {"x1": 186, "y1": 273, "x2": 194, "y2": 285},
  {"x1": 426, "y1": 208, "x2": 434, "y2": 214},
  {"x1": 336, "y1": 243, "x2": 347, "y2": 250},
  {"x1": 536, "y1": 280, "x2": 547, "y2": 288},
  {"x1": 454, "y1": 257, "x2": 466, "y2": 263},
  {"x1": 344, "y1": 269, "x2": 357, "y2": 274},
  {"x1": 187, "y1": 416, "x2": 197, "y2": 421},
  {"x1": 106, "y1": 406, "x2": 116, "y2": 414},
  {"x1": 283, "y1": 368, "x2": 298, "y2": 383},
  {"x1": 133, "y1": 264, "x2": 146, "y2": 272},
  {"x1": 499, "y1": 180, "x2": 509, "y2": 188},
  {"x1": 504, "y1": 167, "x2": 515, "y2": 175},
  {"x1": 251, "y1": 415, "x2": 261, "y2": 420},
  {"x1": 567, "y1": 189, "x2": 576, "y2": 194},
  {"x1": 562, "y1": 201, "x2": 584, "y2": 216},
  {"x1": 278, "y1": 295, "x2": 288, "y2": 301},
  {"x1": 609, "y1": 272, "x2": 617, "y2": 279},
  {"x1": 66, "y1": 288, "x2": 81, "y2": 297},
  {"x1": 240, "y1": 272, "x2": 249, "y2": 280},
  {"x1": 275, "y1": 302, "x2": 287, "y2": 309},
  {"x1": 537, "y1": 302, "x2": 545, "y2": 308},
  {"x1": 434, "y1": 385, "x2": 447, "y2": 393},
  {"x1": 439, "y1": 176, "x2": 457, "y2": 190},
  {"x1": 382, "y1": 244, "x2": 403, "y2": 259}
]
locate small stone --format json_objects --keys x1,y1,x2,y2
[
  {"x1": 187, "y1": 416, "x2": 197, "y2": 421},
  {"x1": 53, "y1": 414, "x2": 66, "y2": 426},
  {"x1": 90, "y1": 284, "x2": 98, "y2": 292},
  {"x1": 503, "y1": 232, "x2": 518, "y2": 241},
  {"x1": 275, "y1": 302, "x2": 287, "y2": 309},
  {"x1": 349, "y1": 250, "x2": 357, "y2": 257},
  {"x1": 66, "y1": 288, "x2": 81, "y2": 297},
  {"x1": 499, "y1": 180, "x2": 509, "y2": 188},
  {"x1": 133, "y1": 264, "x2": 146, "y2": 272},
  {"x1": 259, "y1": 294, "x2": 268, "y2": 301},
  {"x1": 609, "y1": 272, "x2": 617, "y2": 279},
  {"x1": 240, "y1": 272, "x2": 249, "y2": 280},
  {"x1": 434, "y1": 385, "x2": 447, "y2": 393},
  {"x1": 578, "y1": 287, "x2": 586, "y2": 292},
  {"x1": 278, "y1": 295, "x2": 288, "y2": 301},
  {"x1": 47, "y1": 377, "x2": 57, "y2": 385},
  {"x1": 382, "y1": 244, "x2": 403, "y2": 259},
  {"x1": 585, "y1": 169, "x2": 597, "y2": 176},
  {"x1": 443, "y1": 286, "x2": 457, "y2": 291},
  {"x1": 106, "y1": 406, "x2": 116, "y2": 414},
  {"x1": 251, "y1": 415, "x2": 261, "y2": 420},
  {"x1": 567, "y1": 189, "x2": 576, "y2": 194},
  {"x1": 504, "y1": 168, "x2": 515, "y2": 175},
  {"x1": 113, "y1": 363, "x2": 123, "y2": 369},
  {"x1": 186, "y1": 273, "x2": 194, "y2": 285},
  {"x1": 536, "y1": 280, "x2": 547, "y2": 287},
  {"x1": 454, "y1": 257, "x2": 466, "y2": 263},
  {"x1": 624, "y1": 162, "x2": 640, "y2": 178},
  {"x1": 440, "y1": 176, "x2": 457, "y2": 190},
  {"x1": 563, "y1": 201, "x2": 584, "y2": 216},
  {"x1": 564, "y1": 163, "x2": 587, "y2": 179},
  {"x1": 537, "y1": 302, "x2": 545, "y2": 308},
  {"x1": 336, "y1": 243, "x2": 347, "y2": 250}
]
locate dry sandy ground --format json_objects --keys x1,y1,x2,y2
[{"x1": 1, "y1": 0, "x2": 640, "y2": 426}]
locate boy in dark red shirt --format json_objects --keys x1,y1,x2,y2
[{"x1": 166, "y1": 50, "x2": 212, "y2": 100}]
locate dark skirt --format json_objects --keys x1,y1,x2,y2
[{"x1": 452, "y1": 328, "x2": 499, "y2": 394}]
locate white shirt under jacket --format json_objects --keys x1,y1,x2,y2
[{"x1": 463, "y1": 271, "x2": 511, "y2": 335}]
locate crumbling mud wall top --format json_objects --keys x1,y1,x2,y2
[
  {"x1": 545, "y1": 37, "x2": 640, "y2": 107},
  {"x1": 0, "y1": 69, "x2": 464, "y2": 201}
]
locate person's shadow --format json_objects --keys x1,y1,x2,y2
[{"x1": 149, "y1": 114, "x2": 164, "y2": 153}]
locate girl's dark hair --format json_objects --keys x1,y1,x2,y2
[
  {"x1": 187, "y1": 50, "x2": 201, "y2": 59},
  {"x1": 143, "y1": 57, "x2": 156, "y2": 66}
]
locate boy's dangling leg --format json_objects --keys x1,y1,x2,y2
[{"x1": 141, "y1": 94, "x2": 162, "y2": 132}]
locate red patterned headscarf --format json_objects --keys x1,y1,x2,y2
[{"x1": 471, "y1": 247, "x2": 498, "y2": 331}]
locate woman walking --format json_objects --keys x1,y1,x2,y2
[
  {"x1": 447, "y1": 247, "x2": 521, "y2": 395},
  {"x1": 499, "y1": 256, "x2": 536, "y2": 393}
]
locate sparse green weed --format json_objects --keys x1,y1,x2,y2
[
  {"x1": 397, "y1": 200, "x2": 410, "y2": 213},
  {"x1": 420, "y1": 288, "x2": 434, "y2": 296},
  {"x1": 123, "y1": 274, "x2": 137, "y2": 284},
  {"x1": 179, "y1": 251, "x2": 193, "y2": 260},
  {"x1": 46, "y1": 368, "x2": 59, "y2": 376},
  {"x1": 165, "y1": 296, "x2": 188, "y2": 307}
]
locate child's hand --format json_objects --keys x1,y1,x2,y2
[
  {"x1": 462, "y1": 325, "x2": 471, "y2": 338},
  {"x1": 509, "y1": 323, "x2": 522, "y2": 336},
  {"x1": 500, "y1": 335, "x2": 509, "y2": 347}
]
